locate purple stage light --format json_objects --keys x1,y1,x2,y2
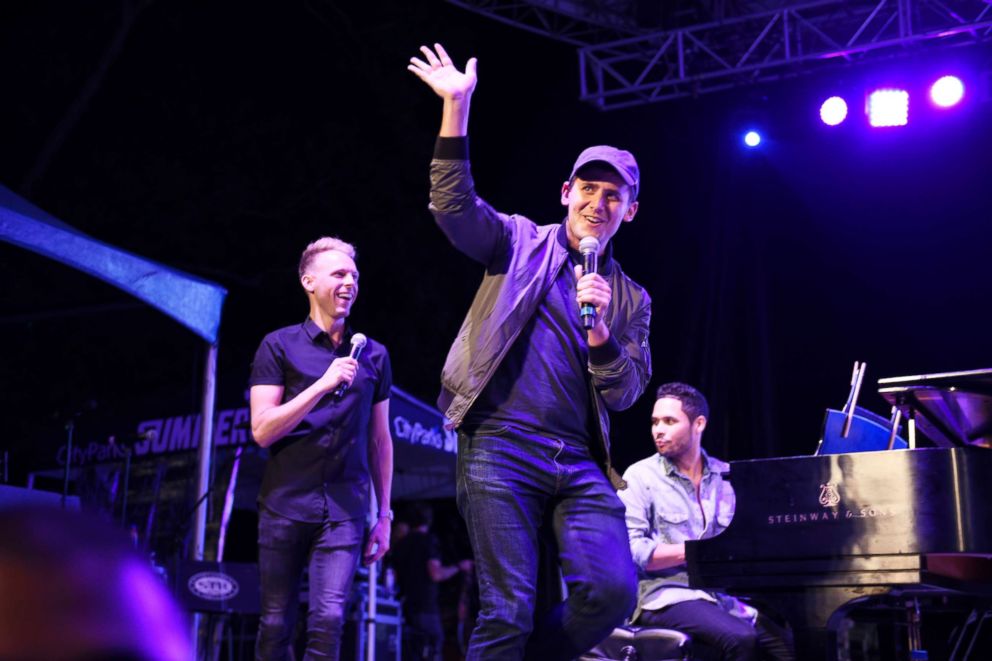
[
  {"x1": 930, "y1": 75, "x2": 964, "y2": 108},
  {"x1": 868, "y1": 89, "x2": 909, "y2": 127},
  {"x1": 743, "y1": 130, "x2": 761, "y2": 147},
  {"x1": 820, "y1": 96, "x2": 848, "y2": 126}
]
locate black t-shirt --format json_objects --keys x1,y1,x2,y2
[
  {"x1": 390, "y1": 530, "x2": 442, "y2": 616},
  {"x1": 249, "y1": 318, "x2": 392, "y2": 523}
]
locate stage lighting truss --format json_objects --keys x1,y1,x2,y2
[{"x1": 448, "y1": 0, "x2": 992, "y2": 110}]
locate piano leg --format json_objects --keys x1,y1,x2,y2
[
  {"x1": 759, "y1": 586, "x2": 893, "y2": 661},
  {"x1": 907, "y1": 597, "x2": 923, "y2": 656}
]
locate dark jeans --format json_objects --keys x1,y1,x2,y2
[
  {"x1": 636, "y1": 599, "x2": 795, "y2": 661},
  {"x1": 456, "y1": 424, "x2": 638, "y2": 660},
  {"x1": 255, "y1": 507, "x2": 363, "y2": 661}
]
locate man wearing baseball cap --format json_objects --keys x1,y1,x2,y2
[{"x1": 409, "y1": 43, "x2": 652, "y2": 659}]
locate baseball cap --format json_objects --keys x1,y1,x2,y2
[{"x1": 569, "y1": 145, "x2": 640, "y2": 201}]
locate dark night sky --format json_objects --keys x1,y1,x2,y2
[{"x1": 2, "y1": 0, "x2": 991, "y2": 486}]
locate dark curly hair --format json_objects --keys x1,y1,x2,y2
[{"x1": 655, "y1": 382, "x2": 709, "y2": 423}]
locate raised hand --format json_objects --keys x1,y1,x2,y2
[
  {"x1": 409, "y1": 43, "x2": 477, "y2": 137},
  {"x1": 408, "y1": 43, "x2": 477, "y2": 101}
]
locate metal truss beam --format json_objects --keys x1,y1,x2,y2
[
  {"x1": 448, "y1": 1, "x2": 992, "y2": 109},
  {"x1": 580, "y1": 0, "x2": 992, "y2": 109},
  {"x1": 445, "y1": 0, "x2": 642, "y2": 46}
]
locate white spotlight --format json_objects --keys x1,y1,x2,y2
[
  {"x1": 867, "y1": 89, "x2": 909, "y2": 127},
  {"x1": 819, "y1": 96, "x2": 848, "y2": 126},
  {"x1": 930, "y1": 75, "x2": 964, "y2": 108}
]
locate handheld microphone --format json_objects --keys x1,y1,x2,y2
[
  {"x1": 578, "y1": 236, "x2": 600, "y2": 330},
  {"x1": 333, "y1": 332, "x2": 368, "y2": 398}
]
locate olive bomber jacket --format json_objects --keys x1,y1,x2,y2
[{"x1": 428, "y1": 151, "x2": 652, "y2": 489}]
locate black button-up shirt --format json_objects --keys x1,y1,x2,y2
[{"x1": 250, "y1": 318, "x2": 392, "y2": 523}]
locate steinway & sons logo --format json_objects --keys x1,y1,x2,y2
[
  {"x1": 765, "y1": 482, "x2": 895, "y2": 525},
  {"x1": 818, "y1": 483, "x2": 841, "y2": 507}
]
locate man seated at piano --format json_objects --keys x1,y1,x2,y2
[{"x1": 619, "y1": 382, "x2": 794, "y2": 660}]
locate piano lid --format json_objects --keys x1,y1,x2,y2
[{"x1": 878, "y1": 367, "x2": 992, "y2": 448}]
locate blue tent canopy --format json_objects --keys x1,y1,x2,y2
[
  {"x1": 2, "y1": 182, "x2": 226, "y2": 569},
  {"x1": 0, "y1": 184, "x2": 226, "y2": 342}
]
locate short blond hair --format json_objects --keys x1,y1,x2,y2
[{"x1": 298, "y1": 236, "x2": 357, "y2": 279}]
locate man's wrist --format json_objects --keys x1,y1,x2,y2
[
  {"x1": 377, "y1": 509, "x2": 394, "y2": 521},
  {"x1": 434, "y1": 136, "x2": 469, "y2": 159},
  {"x1": 588, "y1": 332, "x2": 621, "y2": 362},
  {"x1": 586, "y1": 323, "x2": 610, "y2": 347}
]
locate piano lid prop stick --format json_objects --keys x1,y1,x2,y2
[
  {"x1": 887, "y1": 406, "x2": 903, "y2": 451},
  {"x1": 842, "y1": 361, "x2": 867, "y2": 439},
  {"x1": 842, "y1": 361, "x2": 859, "y2": 414}
]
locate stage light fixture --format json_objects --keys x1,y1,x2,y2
[
  {"x1": 867, "y1": 89, "x2": 909, "y2": 127},
  {"x1": 743, "y1": 130, "x2": 761, "y2": 147},
  {"x1": 819, "y1": 96, "x2": 848, "y2": 126},
  {"x1": 930, "y1": 75, "x2": 964, "y2": 108}
]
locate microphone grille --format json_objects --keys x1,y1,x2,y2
[
  {"x1": 351, "y1": 332, "x2": 368, "y2": 348},
  {"x1": 579, "y1": 236, "x2": 600, "y2": 254}
]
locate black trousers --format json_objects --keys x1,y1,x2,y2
[{"x1": 636, "y1": 599, "x2": 794, "y2": 661}]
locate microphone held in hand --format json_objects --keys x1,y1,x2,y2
[
  {"x1": 333, "y1": 332, "x2": 368, "y2": 398},
  {"x1": 578, "y1": 236, "x2": 600, "y2": 330}
]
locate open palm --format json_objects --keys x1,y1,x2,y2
[{"x1": 408, "y1": 43, "x2": 477, "y2": 100}]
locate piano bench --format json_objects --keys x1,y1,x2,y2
[{"x1": 579, "y1": 625, "x2": 692, "y2": 660}]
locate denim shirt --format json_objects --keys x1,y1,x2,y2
[{"x1": 620, "y1": 450, "x2": 756, "y2": 623}]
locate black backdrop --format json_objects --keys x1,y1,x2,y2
[{"x1": 2, "y1": 0, "x2": 990, "y2": 484}]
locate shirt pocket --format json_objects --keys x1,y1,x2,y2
[
  {"x1": 654, "y1": 509, "x2": 691, "y2": 542},
  {"x1": 715, "y1": 509, "x2": 735, "y2": 532}
]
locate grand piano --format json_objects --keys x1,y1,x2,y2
[{"x1": 686, "y1": 368, "x2": 992, "y2": 659}]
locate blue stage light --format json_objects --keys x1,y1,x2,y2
[{"x1": 743, "y1": 131, "x2": 761, "y2": 147}]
